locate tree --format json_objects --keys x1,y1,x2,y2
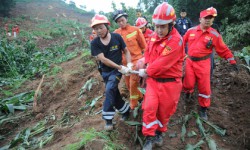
[{"x1": 0, "y1": 0, "x2": 15, "y2": 17}]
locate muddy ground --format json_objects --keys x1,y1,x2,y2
[{"x1": 0, "y1": 1, "x2": 250, "y2": 150}]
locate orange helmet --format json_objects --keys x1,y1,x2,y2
[
  {"x1": 135, "y1": 17, "x2": 147, "y2": 28},
  {"x1": 152, "y1": 2, "x2": 176, "y2": 25},
  {"x1": 200, "y1": 7, "x2": 217, "y2": 18},
  {"x1": 90, "y1": 14, "x2": 110, "y2": 28}
]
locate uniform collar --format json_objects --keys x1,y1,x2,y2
[
  {"x1": 154, "y1": 28, "x2": 176, "y2": 41},
  {"x1": 197, "y1": 25, "x2": 212, "y2": 33},
  {"x1": 121, "y1": 24, "x2": 131, "y2": 30}
]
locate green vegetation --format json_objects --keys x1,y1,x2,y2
[
  {"x1": 0, "y1": 0, "x2": 15, "y2": 17},
  {"x1": 64, "y1": 128, "x2": 125, "y2": 150}
]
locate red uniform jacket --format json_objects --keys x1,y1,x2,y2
[
  {"x1": 143, "y1": 28, "x2": 154, "y2": 43},
  {"x1": 183, "y1": 25, "x2": 236, "y2": 64},
  {"x1": 145, "y1": 28, "x2": 185, "y2": 78}
]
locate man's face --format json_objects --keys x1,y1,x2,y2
[
  {"x1": 200, "y1": 15, "x2": 214, "y2": 28},
  {"x1": 180, "y1": 12, "x2": 187, "y2": 18},
  {"x1": 136, "y1": 12, "x2": 142, "y2": 18},
  {"x1": 93, "y1": 24, "x2": 108, "y2": 38},
  {"x1": 155, "y1": 24, "x2": 169, "y2": 38},
  {"x1": 116, "y1": 16, "x2": 127, "y2": 29},
  {"x1": 140, "y1": 26, "x2": 146, "y2": 33}
]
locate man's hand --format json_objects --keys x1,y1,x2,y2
[
  {"x1": 139, "y1": 69, "x2": 147, "y2": 77},
  {"x1": 118, "y1": 66, "x2": 130, "y2": 74},
  {"x1": 231, "y1": 64, "x2": 239, "y2": 73},
  {"x1": 127, "y1": 62, "x2": 133, "y2": 70}
]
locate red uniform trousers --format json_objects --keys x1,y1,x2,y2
[
  {"x1": 142, "y1": 77, "x2": 182, "y2": 136},
  {"x1": 183, "y1": 58, "x2": 211, "y2": 107}
]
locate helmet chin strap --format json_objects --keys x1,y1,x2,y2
[
  {"x1": 103, "y1": 24, "x2": 109, "y2": 38},
  {"x1": 166, "y1": 22, "x2": 174, "y2": 36}
]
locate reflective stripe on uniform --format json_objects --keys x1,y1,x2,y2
[
  {"x1": 102, "y1": 111, "x2": 115, "y2": 115},
  {"x1": 130, "y1": 95, "x2": 140, "y2": 99},
  {"x1": 198, "y1": 93, "x2": 210, "y2": 99},
  {"x1": 103, "y1": 115, "x2": 114, "y2": 120},
  {"x1": 102, "y1": 111, "x2": 115, "y2": 120},
  {"x1": 118, "y1": 102, "x2": 130, "y2": 114},
  {"x1": 143, "y1": 120, "x2": 163, "y2": 129},
  {"x1": 126, "y1": 31, "x2": 137, "y2": 39},
  {"x1": 227, "y1": 57, "x2": 234, "y2": 61},
  {"x1": 211, "y1": 30, "x2": 219, "y2": 37}
]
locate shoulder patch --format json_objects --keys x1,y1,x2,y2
[
  {"x1": 190, "y1": 34, "x2": 195, "y2": 37},
  {"x1": 211, "y1": 30, "x2": 219, "y2": 37}
]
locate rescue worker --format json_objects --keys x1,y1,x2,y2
[
  {"x1": 4, "y1": 23, "x2": 8, "y2": 35},
  {"x1": 183, "y1": 7, "x2": 238, "y2": 120},
  {"x1": 176, "y1": 9, "x2": 192, "y2": 36},
  {"x1": 12, "y1": 25, "x2": 20, "y2": 38},
  {"x1": 136, "y1": 9, "x2": 153, "y2": 31},
  {"x1": 135, "y1": 17, "x2": 154, "y2": 43},
  {"x1": 209, "y1": 7, "x2": 220, "y2": 81},
  {"x1": 113, "y1": 10, "x2": 147, "y2": 110},
  {"x1": 90, "y1": 14, "x2": 132, "y2": 130},
  {"x1": 138, "y1": 3, "x2": 185, "y2": 149}
]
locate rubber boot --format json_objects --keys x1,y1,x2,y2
[
  {"x1": 199, "y1": 107, "x2": 208, "y2": 120},
  {"x1": 120, "y1": 107, "x2": 130, "y2": 121},
  {"x1": 143, "y1": 136, "x2": 155, "y2": 150},
  {"x1": 104, "y1": 119, "x2": 113, "y2": 131},
  {"x1": 155, "y1": 131, "x2": 163, "y2": 147}
]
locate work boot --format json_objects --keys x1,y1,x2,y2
[
  {"x1": 154, "y1": 131, "x2": 163, "y2": 147},
  {"x1": 143, "y1": 136, "x2": 155, "y2": 150},
  {"x1": 120, "y1": 107, "x2": 130, "y2": 121},
  {"x1": 199, "y1": 107, "x2": 208, "y2": 120},
  {"x1": 104, "y1": 120, "x2": 113, "y2": 131}
]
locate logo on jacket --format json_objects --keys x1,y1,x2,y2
[
  {"x1": 162, "y1": 46, "x2": 172, "y2": 56},
  {"x1": 110, "y1": 45, "x2": 118, "y2": 51}
]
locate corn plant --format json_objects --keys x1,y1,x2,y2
[
  {"x1": 64, "y1": 128, "x2": 125, "y2": 150},
  {"x1": 1, "y1": 119, "x2": 54, "y2": 149},
  {"x1": 0, "y1": 91, "x2": 34, "y2": 114}
]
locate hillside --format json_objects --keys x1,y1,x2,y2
[{"x1": 0, "y1": 0, "x2": 250, "y2": 150}]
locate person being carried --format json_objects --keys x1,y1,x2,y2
[
  {"x1": 183, "y1": 7, "x2": 239, "y2": 120},
  {"x1": 113, "y1": 10, "x2": 147, "y2": 110},
  {"x1": 138, "y1": 3, "x2": 185, "y2": 150},
  {"x1": 90, "y1": 14, "x2": 132, "y2": 130}
]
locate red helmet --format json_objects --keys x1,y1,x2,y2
[
  {"x1": 152, "y1": 2, "x2": 176, "y2": 25},
  {"x1": 209, "y1": 7, "x2": 217, "y2": 17},
  {"x1": 200, "y1": 7, "x2": 217, "y2": 18},
  {"x1": 90, "y1": 14, "x2": 110, "y2": 28},
  {"x1": 135, "y1": 17, "x2": 147, "y2": 28}
]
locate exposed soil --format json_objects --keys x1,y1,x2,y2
[{"x1": 0, "y1": 1, "x2": 250, "y2": 150}]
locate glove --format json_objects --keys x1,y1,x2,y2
[
  {"x1": 127, "y1": 62, "x2": 133, "y2": 70},
  {"x1": 231, "y1": 64, "x2": 239, "y2": 73},
  {"x1": 118, "y1": 65, "x2": 130, "y2": 74},
  {"x1": 138, "y1": 69, "x2": 147, "y2": 78}
]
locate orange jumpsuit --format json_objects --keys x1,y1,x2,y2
[
  {"x1": 114, "y1": 24, "x2": 147, "y2": 109},
  {"x1": 183, "y1": 25, "x2": 236, "y2": 107},
  {"x1": 143, "y1": 28, "x2": 185, "y2": 136}
]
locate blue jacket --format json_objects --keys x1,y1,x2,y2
[{"x1": 176, "y1": 17, "x2": 192, "y2": 36}]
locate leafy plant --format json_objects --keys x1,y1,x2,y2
[
  {"x1": 0, "y1": 91, "x2": 34, "y2": 114},
  {"x1": 64, "y1": 128, "x2": 124, "y2": 150}
]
